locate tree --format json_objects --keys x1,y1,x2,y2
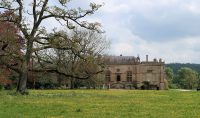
[
  {"x1": 177, "y1": 67, "x2": 198, "y2": 89},
  {"x1": 165, "y1": 67, "x2": 174, "y2": 88},
  {"x1": 0, "y1": 11, "x2": 23, "y2": 70},
  {"x1": 0, "y1": 0, "x2": 103, "y2": 94},
  {"x1": 0, "y1": 11, "x2": 23, "y2": 88},
  {"x1": 36, "y1": 29, "x2": 109, "y2": 89}
]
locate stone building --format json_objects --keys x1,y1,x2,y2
[{"x1": 104, "y1": 55, "x2": 167, "y2": 90}]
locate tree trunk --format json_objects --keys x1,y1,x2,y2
[
  {"x1": 70, "y1": 78, "x2": 75, "y2": 89},
  {"x1": 57, "y1": 74, "x2": 62, "y2": 86},
  {"x1": 16, "y1": 61, "x2": 29, "y2": 94},
  {"x1": 16, "y1": 42, "x2": 32, "y2": 94}
]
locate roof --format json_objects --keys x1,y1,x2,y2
[{"x1": 104, "y1": 56, "x2": 140, "y2": 65}]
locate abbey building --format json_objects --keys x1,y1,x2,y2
[{"x1": 104, "y1": 55, "x2": 167, "y2": 90}]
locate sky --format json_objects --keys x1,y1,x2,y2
[
  {"x1": 2, "y1": 0, "x2": 200, "y2": 63},
  {"x1": 71, "y1": 0, "x2": 200, "y2": 63}
]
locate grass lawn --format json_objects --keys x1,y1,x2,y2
[{"x1": 0, "y1": 89, "x2": 200, "y2": 118}]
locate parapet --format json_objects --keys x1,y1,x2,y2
[{"x1": 104, "y1": 55, "x2": 165, "y2": 65}]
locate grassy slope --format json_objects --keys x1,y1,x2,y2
[{"x1": 0, "y1": 90, "x2": 200, "y2": 118}]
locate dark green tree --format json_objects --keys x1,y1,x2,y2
[
  {"x1": 165, "y1": 67, "x2": 174, "y2": 88},
  {"x1": 177, "y1": 67, "x2": 198, "y2": 89}
]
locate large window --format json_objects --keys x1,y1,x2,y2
[
  {"x1": 127, "y1": 71, "x2": 132, "y2": 82},
  {"x1": 105, "y1": 71, "x2": 111, "y2": 82}
]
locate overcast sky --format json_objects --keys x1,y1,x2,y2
[
  {"x1": 71, "y1": 0, "x2": 200, "y2": 63},
  {"x1": 3, "y1": 1, "x2": 200, "y2": 63},
  {"x1": 19, "y1": 0, "x2": 200, "y2": 63}
]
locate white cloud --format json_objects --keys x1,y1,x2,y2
[
  {"x1": 31, "y1": 0, "x2": 200, "y2": 63},
  {"x1": 183, "y1": 1, "x2": 200, "y2": 15},
  {"x1": 89, "y1": 0, "x2": 200, "y2": 63},
  {"x1": 127, "y1": 37, "x2": 200, "y2": 63}
]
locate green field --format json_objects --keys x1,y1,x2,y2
[{"x1": 0, "y1": 90, "x2": 200, "y2": 118}]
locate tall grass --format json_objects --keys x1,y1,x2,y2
[{"x1": 0, "y1": 90, "x2": 200, "y2": 118}]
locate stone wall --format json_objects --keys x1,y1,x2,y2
[{"x1": 105, "y1": 56, "x2": 167, "y2": 90}]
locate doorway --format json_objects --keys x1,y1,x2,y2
[{"x1": 116, "y1": 74, "x2": 121, "y2": 82}]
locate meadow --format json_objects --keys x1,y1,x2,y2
[{"x1": 0, "y1": 89, "x2": 200, "y2": 118}]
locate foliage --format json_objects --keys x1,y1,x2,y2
[
  {"x1": 163, "y1": 78, "x2": 169, "y2": 90},
  {"x1": 0, "y1": 90, "x2": 200, "y2": 118},
  {"x1": 165, "y1": 67, "x2": 174, "y2": 80},
  {"x1": 8, "y1": 71, "x2": 19, "y2": 81},
  {"x1": 166, "y1": 63, "x2": 200, "y2": 74},
  {"x1": 0, "y1": 18, "x2": 22, "y2": 73},
  {"x1": 166, "y1": 64, "x2": 200, "y2": 89},
  {"x1": 35, "y1": 29, "x2": 109, "y2": 89},
  {"x1": 169, "y1": 84, "x2": 179, "y2": 89},
  {"x1": 176, "y1": 67, "x2": 198, "y2": 89},
  {"x1": 0, "y1": 84, "x2": 3, "y2": 90},
  {"x1": 0, "y1": 0, "x2": 104, "y2": 94},
  {"x1": 165, "y1": 67, "x2": 174, "y2": 88}
]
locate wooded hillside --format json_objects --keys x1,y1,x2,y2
[{"x1": 166, "y1": 63, "x2": 200, "y2": 74}]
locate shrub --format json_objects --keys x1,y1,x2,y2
[
  {"x1": 169, "y1": 84, "x2": 179, "y2": 89},
  {"x1": 0, "y1": 84, "x2": 4, "y2": 91},
  {"x1": 164, "y1": 79, "x2": 169, "y2": 90},
  {"x1": 4, "y1": 84, "x2": 16, "y2": 90},
  {"x1": 75, "y1": 108, "x2": 82, "y2": 112}
]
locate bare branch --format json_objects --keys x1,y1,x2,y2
[
  {"x1": 16, "y1": 0, "x2": 22, "y2": 23},
  {"x1": 33, "y1": 0, "x2": 37, "y2": 25},
  {"x1": 31, "y1": 68, "x2": 91, "y2": 80},
  {"x1": 0, "y1": 6, "x2": 15, "y2": 11},
  {"x1": 30, "y1": 0, "x2": 48, "y2": 36},
  {"x1": 34, "y1": 40, "x2": 50, "y2": 45},
  {"x1": 0, "y1": 61, "x2": 21, "y2": 73}
]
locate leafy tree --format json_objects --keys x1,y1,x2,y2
[
  {"x1": 37, "y1": 29, "x2": 109, "y2": 89},
  {"x1": 0, "y1": 0, "x2": 103, "y2": 94},
  {"x1": 177, "y1": 67, "x2": 198, "y2": 89},
  {"x1": 166, "y1": 63, "x2": 200, "y2": 74},
  {"x1": 0, "y1": 12, "x2": 23, "y2": 72},
  {"x1": 165, "y1": 67, "x2": 174, "y2": 80},
  {"x1": 0, "y1": 11, "x2": 23, "y2": 89},
  {"x1": 165, "y1": 67, "x2": 174, "y2": 88}
]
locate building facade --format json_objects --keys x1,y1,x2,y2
[{"x1": 104, "y1": 55, "x2": 167, "y2": 90}]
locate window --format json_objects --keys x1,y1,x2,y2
[
  {"x1": 127, "y1": 71, "x2": 132, "y2": 82},
  {"x1": 116, "y1": 69, "x2": 120, "y2": 72},
  {"x1": 105, "y1": 71, "x2": 111, "y2": 82},
  {"x1": 147, "y1": 70, "x2": 153, "y2": 73}
]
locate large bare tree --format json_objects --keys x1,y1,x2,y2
[
  {"x1": 38, "y1": 29, "x2": 109, "y2": 89},
  {"x1": 0, "y1": 0, "x2": 102, "y2": 94}
]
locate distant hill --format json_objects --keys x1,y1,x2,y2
[{"x1": 166, "y1": 63, "x2": 200, "y2": 74}]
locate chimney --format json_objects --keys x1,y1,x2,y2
[
  {"x1": 146, "y1": 55, "x2": 148, "y2": 62},
  {"x1": 159, "y1": 58, "x2": 162, "y2": 62}
]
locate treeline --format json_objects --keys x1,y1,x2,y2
[
  {"x1": 166, "y1": 63, "x2": 200, "y2": 74},
  {"x1": 166, "y1": 63, "x2": 200, "y2": 89}
]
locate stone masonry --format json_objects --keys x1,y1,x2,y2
[{"x1": 104, "y1": 55, "x2": 167, "y2": 90}]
